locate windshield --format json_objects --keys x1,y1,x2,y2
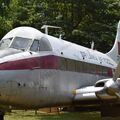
[
  {"x1": 0, "y1": 38, "x2": 13, "y2": 50},
  {"x1": 10, "y1": 37, "x2": 31, "y2": 51}
]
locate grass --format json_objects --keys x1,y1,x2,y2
[{"x1": 4, "y1": 110, "x2": 120, "y2": 120}]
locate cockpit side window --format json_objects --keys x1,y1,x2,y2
[
  {"x1": 30, "y1": 37, "x2": 52, "y2": 52},
  {"x1": 30, "y1": 40, "x2": 39, "y2": 52},
  {"x1": 39, "y1": 37, "x2": 52, "y2": 51}
]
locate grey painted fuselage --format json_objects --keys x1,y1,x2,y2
[
  {"x1": 0, "y1": 26, "x2": 117, "y2": 110},
  {"x1": 0, "y1": 68, "x2": 107, "y2": 109}
]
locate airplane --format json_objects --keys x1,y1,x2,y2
[{"x1": 0, "y1": 21, "x2": 120, "y2": 120}]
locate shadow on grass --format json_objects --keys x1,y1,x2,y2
[
  {"x1": 5, "y1": 111, "x2": 120, "y2": 120},
  {"x1": 39, "y1": 112, "x2": 120, "y2": 120}
]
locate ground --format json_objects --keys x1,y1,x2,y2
[{"x1": 4, "y1": 110, "x2": 120, "y2": 120}]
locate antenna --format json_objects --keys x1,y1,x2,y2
[
  {"x1": 91, "y1": 41, "x2": 94, "y2": 50},
  {"x1": 41, "y1": 25, "x2": 61, "y2": 35},
  {"x1": 59, "y1": 34, "x2": 62, "y2": 39}
]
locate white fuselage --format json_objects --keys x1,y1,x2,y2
[
  {"x1": 0, "y1": 27, "x2": 117, "y2": 109},
  {"x1": 0, "y1": 50, "x2": 116, "y2": 109}
]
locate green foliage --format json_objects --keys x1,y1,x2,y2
[
  {"x1": 0, "y1": 0, "x2": 120, "y2": 52},
  {"x1": 0, "y1": 0, "x2": 13, "y2": 38}
]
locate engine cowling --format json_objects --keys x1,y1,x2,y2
[{"x1": 95, "y1": 79, "x2": 118, "y2": 100}]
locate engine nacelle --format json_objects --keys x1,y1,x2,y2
[
  {"x1": 95, "y1": 78, "x2": 111, "y2": 87},
  {"x1": 95, "y1": 79, "x2": 117, "y2": 100}
]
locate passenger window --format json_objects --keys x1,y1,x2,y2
[
  {"x1": 59, "y1": 58, "x2": 67, "y2": 70},
  {"x1": 90, "y1": 64, "x2": 96, "y2": 74},
  {"x1": 85, "y1": 63, "x2": 90, "y2": 73},
  {"x1": 102, "y1": 66, "x2": 108, "y2": 76},
  {"x1": 76, "y1": 61, "x2": 83, "y2": 72},
  {"x1": 67, "y1": 59, "x2": 75, "y2": 71},
  {"x1": 30, "y1": 40, "x2": 39, "y2": 52}
]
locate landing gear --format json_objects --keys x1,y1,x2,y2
[{"x1": 0, "y1": 111, "x2": 4, "y2": 120}]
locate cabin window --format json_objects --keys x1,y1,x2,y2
[
  {"x1": 67, "y1": 59, "x2": 75, "y2": 71},
  {"x1": 10, "y1": 37, "x2": 31, "y2": 50},
  {"x1": 82, "y1": 62, "x2": 87, "y2": 73},
  {"x1": 89, "y1": 64, "x2": 96, "y2": 74},
  {"x1": 102, "y1": 66, "x2": 108, "y2": 76},
  {"x1": 96, "y1": 65, "x2": 104, "y2": 75},
  {"x1": 76, "y1": 61, "x2": 83, "y2": 72},
  {"x1": 85, "y1": 63, "x2": 90, "y2": 73},
  {"x1": 96, "y1": 65, "x2": 99, "y2": 74},
  {"x1": 107, "y1": 68, "x2": 113, "y2": 77},
  {"x1": 59, "y1": 58, "x2": 67, "y2": 70},
  {"x1": 0, "y1": 37, "x2": 13, "y2": 50}
]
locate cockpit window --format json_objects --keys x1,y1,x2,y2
[
  {"x1": 0, "y1": 38, "x2": 13, "y2": 50},
  {"x1": 30, "y1": 40, "x2": 39, "y2": 52},
  {"x1": 10, "y1": 37, "x2": 31, "y2": 51},
  {"x1": 30, "y1": 37, "x2": 52, "y2": 52}
]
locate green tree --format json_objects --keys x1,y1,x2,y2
[
  {"x1": 1, "y1": 0, "x2": 120, "y2": 53},
  {"x1": 0, "y1": 0, "x2": 15, "y2": 39}
]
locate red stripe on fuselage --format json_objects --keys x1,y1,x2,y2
[{"x1": 0, "y1": 55, "x2": 59, "y2": 70}]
